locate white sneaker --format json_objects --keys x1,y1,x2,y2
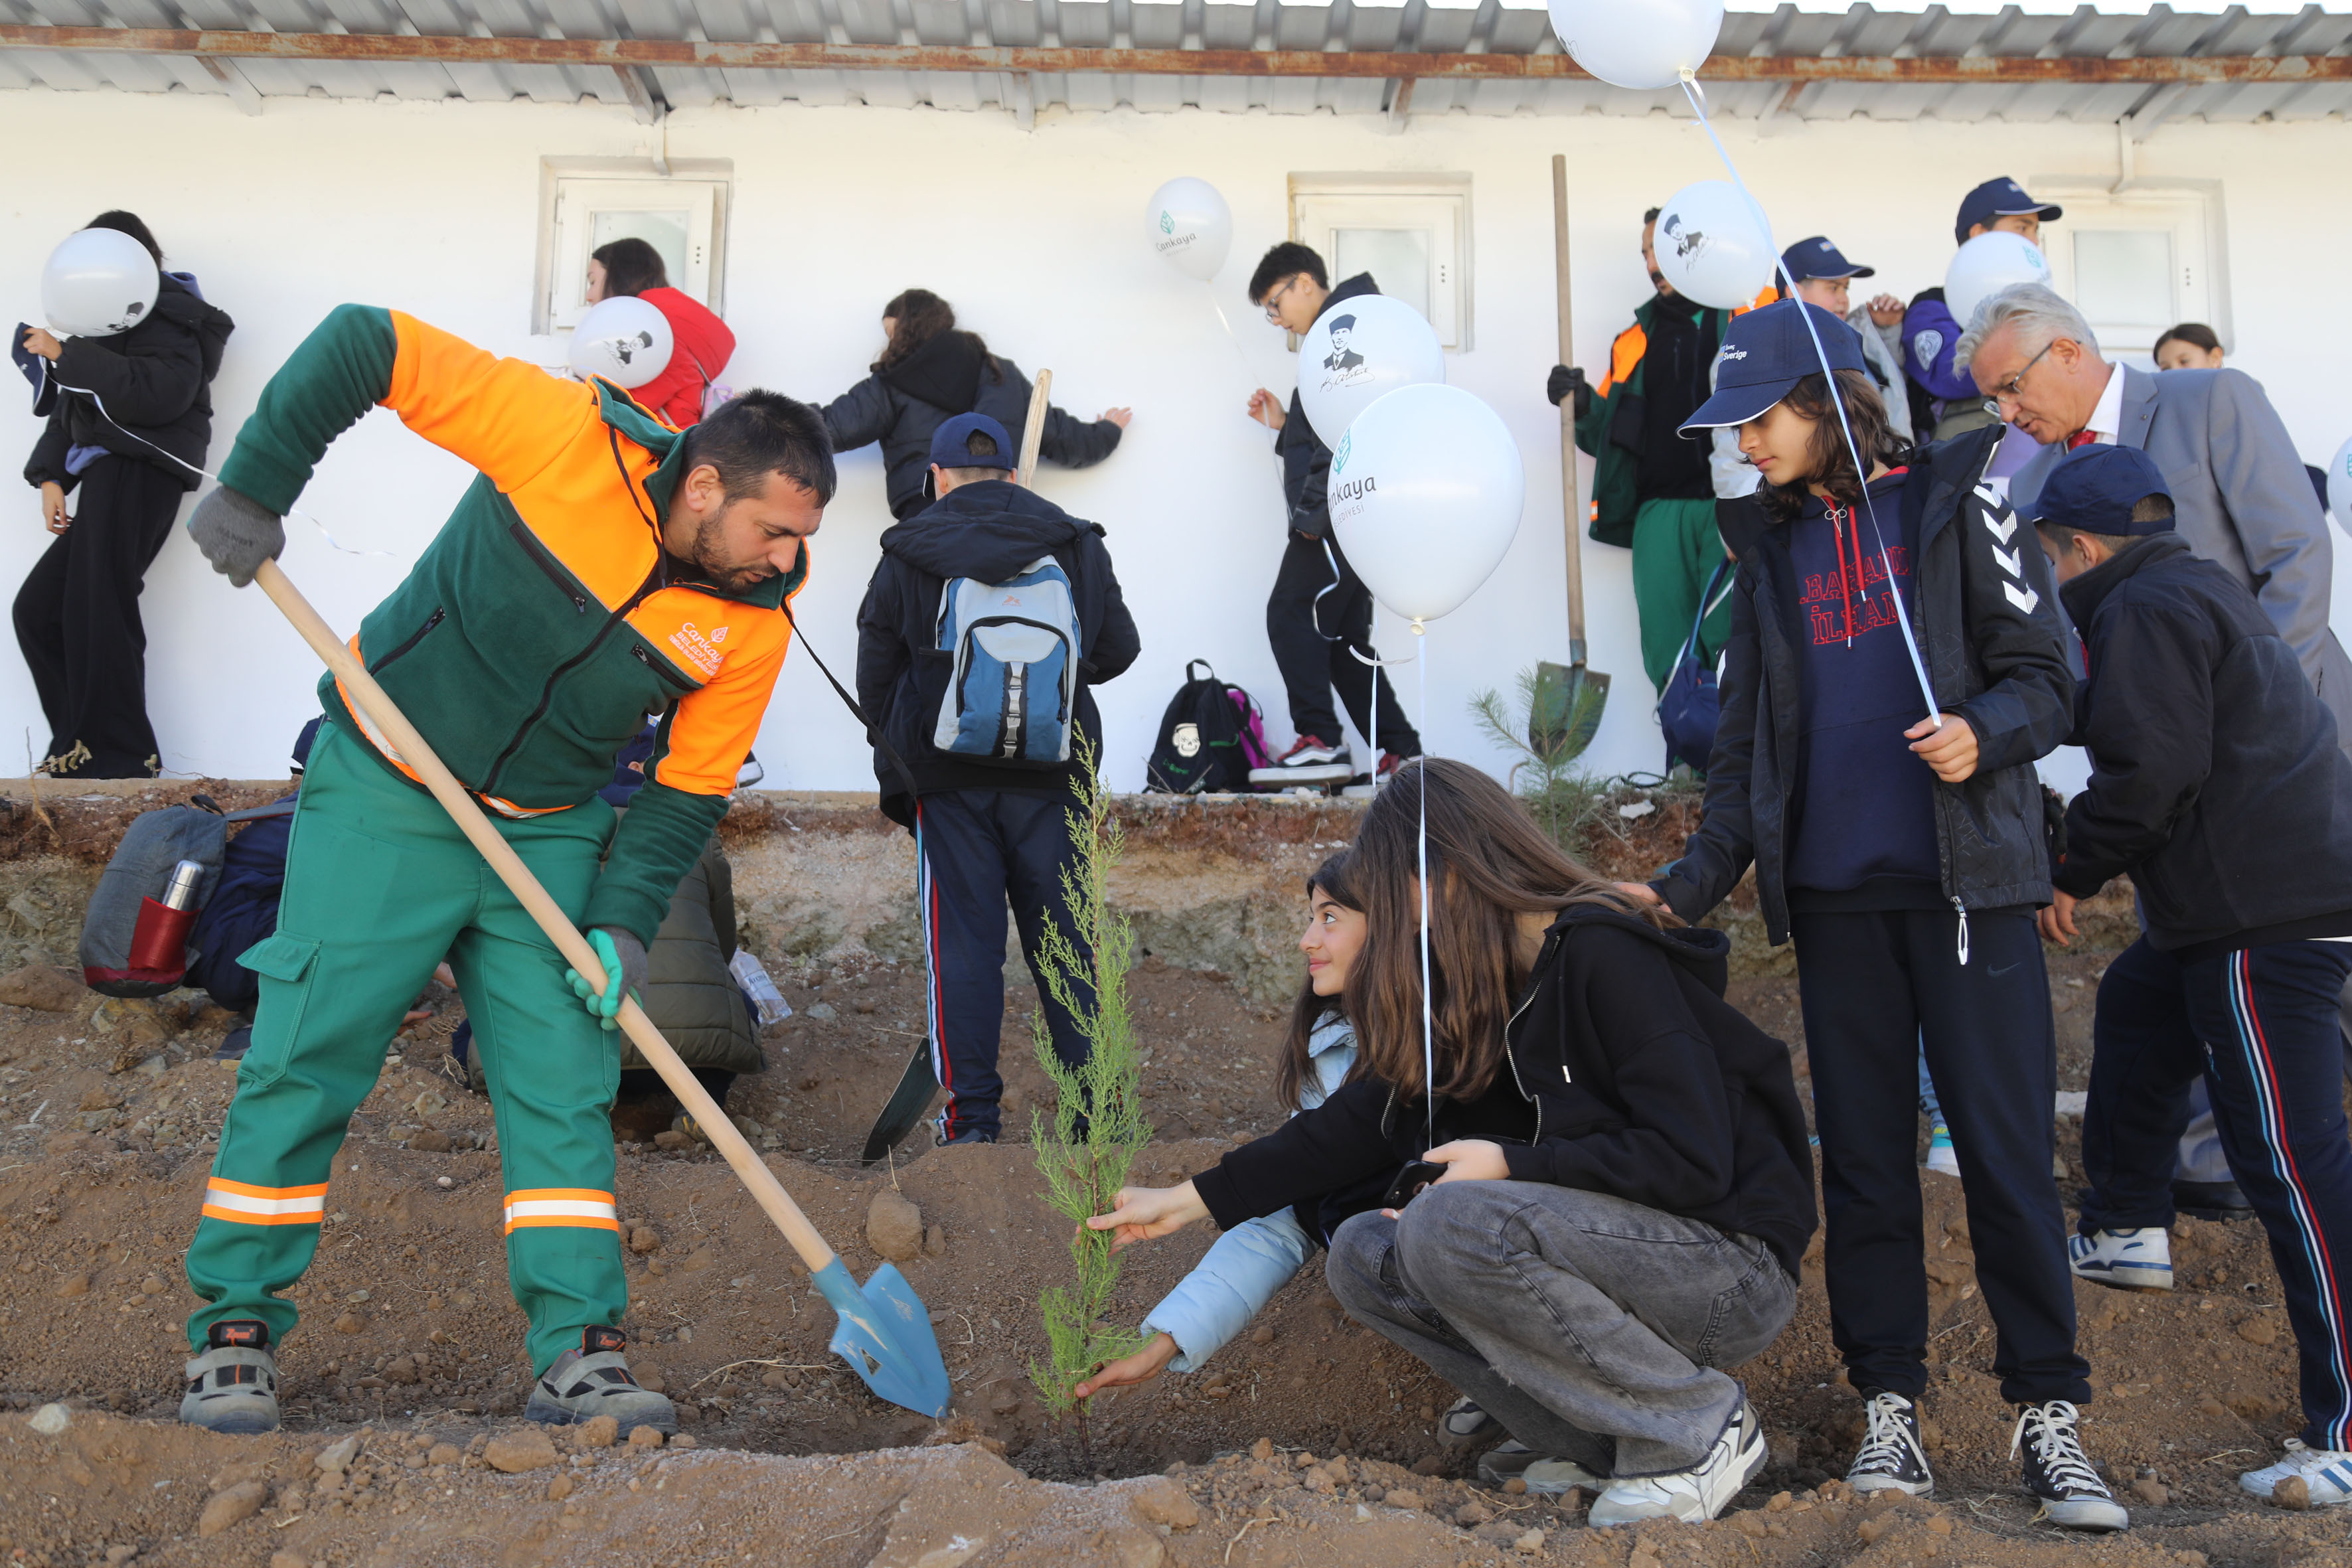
[
  {"x1": 1924, "y1": 1125, "x2": 1961, "y2": 1177},
  {"x1": 1442, "y1": 1395, "x2": 1502, "y2": 1450},
  {"x1": 1589, "y1": 1401, "x2": 1765, "y2": 1527},
  {"x1": 2240, "y1": 1441, "x2": 2352, "y2": 1505},
  {"x1": 2068, "y1": 1228, "x2": 2173, "y2": 1292},
  {"x1": 1474, "y1": 1441, "x2": 1605, "y2": 1494}
]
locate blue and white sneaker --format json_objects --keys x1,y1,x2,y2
[
  {"x1": 2068, "y1": 1228, "x2": 2173, "y2": 1292},
  {"x1": 2241, "y1": 1441, "x2": 2352, "y2": 1506},
  {"x1": 1925, "y1": 1123, "x2": 1960, "y2": 1177}
]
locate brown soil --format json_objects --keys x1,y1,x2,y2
[{"x1": 0, "y1": 785, "x2": 2343, "y2": 1565}]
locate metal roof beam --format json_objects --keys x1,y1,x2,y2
[{"x1": 6, "y1": 25, "x2": 2351, "y2": 82}]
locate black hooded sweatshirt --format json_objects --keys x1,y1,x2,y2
[
  {"x1": 26, "y1": 274, "x2": 235, "y2": 493},
  {"x1": 854, "y1": 479, "x2": 1140, "y2": 824},
  {"x1": 1189, "y1": 906, "x2": 1818, "y2": 1278},
  {"x1": 820, "y1": 332, "x2": 1124, "y2": 521}
]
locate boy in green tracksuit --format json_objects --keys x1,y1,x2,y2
[{"x1": 171, "y1": 305, "x2": 832, "y2": 1436}]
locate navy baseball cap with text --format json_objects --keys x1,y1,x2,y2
[
  {"x1": 2028, "y1": 445, "x2": 2175, "y2": 538},
  {"x1": 1678, "y1": 299, "x2": 1868, "y2": 435},
  {"x1": 1954, "y1": 177, "x2": 2063, "y2": 245},
  {"x1": 1781, "y1": 237, "x2": 1875, "y2": 283}
]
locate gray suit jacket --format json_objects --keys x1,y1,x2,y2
[{"x1": 2011, "y1": 363, "x2": 2352, "y2": 747}]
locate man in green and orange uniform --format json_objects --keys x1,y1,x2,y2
[{"x1": 171, "y1": 305, "x2": 832, "y2": 1436}]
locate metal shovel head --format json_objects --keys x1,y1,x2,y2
[
  {"x1": 860, "y1": 1037, "x2": 940, "y2": 1165},
  {"x1": 1530, "y1": 661, "x2": 1610, "y2": 760},
  {"x1": 815, "y1": 1256, "x2": 951, "y2": 1417}
]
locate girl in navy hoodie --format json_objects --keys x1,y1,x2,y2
[{"x1": 1636, "y1": 298, "x2": 2121, "y2": 1529}]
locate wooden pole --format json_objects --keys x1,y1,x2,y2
[
  {"x1": 1017, "y1": 368, "x2": 1052, "y2": 487},
  {"x1": 1552, "y1": 154, "x2": 1589, "y2": 666}
]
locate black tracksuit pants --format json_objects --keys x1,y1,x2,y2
[
  {"x1": 913, "y1": 789, "x2": 1095, "y2": 1141},
  {"x1": 13, "y1": 455, "x2": 183, "y2": 778},
  {"x1": 1791, "y1": 905, "x2": 2091, "y2": 1407},
  {"x1": 1264, "y1": 532, "x2": 1419, "y2": 757},
  {"x1": 2078, "y1": 935, "x2": 2352, "y2": 1451}
]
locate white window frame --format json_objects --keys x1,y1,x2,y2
[
  {"x1": 532, "y1": 158, "x2": 733, "y2": 337},
  {"x1": 2029, "y1": 178, "x2": 2230, "y2": 365},
  {"x1": 1288, "y1": 173, "x2": 1474, "y2": 351}
]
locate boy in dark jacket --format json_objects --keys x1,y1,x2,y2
[
  {"x1": 854, "y1": 414, "x2": 1139, "y2": 1144},
  {"x1": 2033, "y1": 444, "x2": 2352, "y2": 1508}
]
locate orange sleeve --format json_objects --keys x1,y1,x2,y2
[
  {"x1": 648, "y1": 584, "x2": 802, "y2": 797},
  {"x1": 380, "y1": 311, "x2": 600, "y2": 495}
]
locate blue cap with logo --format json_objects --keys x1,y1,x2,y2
[
  {"x1": 1780, "y1": 236, "x2": 1875, "y2": 283},
  {"x1": 922, "y1": 412, "x2": 1016, "y2": 500},
  {"x1": 2029, "y1": 444, "x2": 2174, "y2": 538},
  {"x1": 1954, "y1": 177, "x2": 2063, "y2": 246},
  {"x1": 1678, "y1": 299, "x2": 1868, "y2": 435}
]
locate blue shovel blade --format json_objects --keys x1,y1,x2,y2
[{"x1": 815, "y1": 1257, "x2": 951, "y2": 1418}]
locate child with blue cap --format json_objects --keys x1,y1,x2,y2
[
  {"x1": 1624, "y1": 297, "x2": 2124, "y2": 1529},
  {"x1": 2035, "y1": 443, "x2": 2352, "y2": 1508}
]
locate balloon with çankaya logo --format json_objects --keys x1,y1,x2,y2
[
  {"x1": 1650, "y1": 181, "x2": 1776, "y2": 312},
  {"x1": 1144, "y1": 177, "x2": 1233, "y2": 283},
  {"x1": 42, "y1": 226, "x2": 161, "y2": 339},
  {"x1": 1328, "y1": 384, "x2": 1524, "y2": 623},
  {"x1": 2327, "y1": 435, "x2": 2352, "y2": 536},
  {"x1": 1546, "y1": 0, "x2": 1723, "y2": 92},
  {"x1": 567, "y1": 295, "x2": 674, "y2": 391},
  {"x1": 1295, "y1": 295, "x2": 1446, "y2": 445},
  {"x1": 1944, "y1": 231, "x2": 2054, "y2": 333}
]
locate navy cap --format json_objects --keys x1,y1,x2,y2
[
  {"x1": 1954, "y1": 177, "x2": 2063, "y2": 246},
  {"x1": 2029, "y1": 445, "x2": 2174, "y2": 538},
  {"x1": 1780, "y1": 236, "x2": 1875, "y2": 283},
  {"x1": 927, "y1": 412, "x2": 1016, "y2": 473},
  {"x1": 1679, "y1": 299, "x2": 1868, "y2": 435}
]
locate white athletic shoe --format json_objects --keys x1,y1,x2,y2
[
  {"x1": 1588, "y1": 1401, "x2": 1766, "y2": 1527},
  {"x1": 2068, "y1": 1228, "x2": 2173, "y2": 1292},
  {"x1": 1441, "y1": 1395, "x2": 1502, "y2": 1450},
  {"x1": 2240, "y1": 1441, "x2": 2352, "y2": 1506},
  {"x1": 1924, "y1": 1124, "x2": 1961, "y2": 1177},
  {"x1": 1474, "y1": 1441, "x2": 1606, "y2": 1494}
]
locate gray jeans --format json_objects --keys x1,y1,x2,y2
[{"x1": 1326, "y1": 1181, "x2": 1797, "y2": 1476}]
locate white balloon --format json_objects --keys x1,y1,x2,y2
[
  {"x1": 42, "y1": 227, "x2": 161, "y2": 339},
  {"x1": 2328, "y1": 436, "x2": 2352, "y2": 535},
  {"x1": 1328, "y1": 384, "x2": 1524, "y2": 624},
  {"x1": 568, "y1": 295, "x2": 674, "y2": 391},
  {"x1": 1145, "y1": 177, "x2": 1233, "y2": 283},
  {"x1": 1945, "y1": 231, "x2": 2055, "y2": 333},
  {"x1": 1651, "y1": 182, "x2": 1775, "y2": 312},
  {"x1": 1296, "y1": 295, "x2": 1446, "y2": 445},
  {"x1": 1547, "y1": 0, "x2": 1723, "y2": 92}
]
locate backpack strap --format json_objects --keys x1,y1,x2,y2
[
  {"x1": 779, "y1": 603, "x2": 923, "y2": 805},
  {"x1": 1186, "y1": 659, "x2": 1216, "y2": 684},
  {"x1": 221, "y1": 801, "x2": 297, "y2": 824},
  {"x1": 1678, "y1": 559, "x2": 1735, "y2": 667}
]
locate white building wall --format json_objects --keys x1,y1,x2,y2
[{"x1": 0, "y1": 88, "x2": 2347, "y2": 791}]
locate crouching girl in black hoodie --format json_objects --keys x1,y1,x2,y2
[{"x1": 1091, "y1": 759, "x2": 1816, "y2": 1526}]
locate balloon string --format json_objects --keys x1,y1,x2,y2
[
  {"x1": 43, "y1": 375, "x2": 396, "y2": 561},
  {"x1": 1414, "y1": 618, "x2": 1433, "y2": 1152},
  {"x1": 1677, "y1": 71, "x2": 1938, "y2": 726},
  {"x1": 1210, "y1": 295, "x2": 1282, "y2": 453}
]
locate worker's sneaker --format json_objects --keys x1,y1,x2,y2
[
  {"x1": 2068, "y1": 1228, "x2": 2172, "y2": 1291},
  {"x1": 2240, "y1": 1441, "x2": 2352, "y2": 1506},
  {"x1": 1924, "y1": 1123, "x2": 1960, "y2": 1177},
  {"x1": 1442, "y1": 1395, "x2": 1502, "y2": 1450},
  {"x1": 1472, "y1": 1437, "x2": 1605, "y2": 1492},
  {"x1": 1589, "y1": 1401, "x2": 1764, "y2": 1526},
  {"x1": 524, "y1": 1328, "x2": 676, "y2": 1435},
  {"x1": 179, "y1": 1320, "x2": 279, "y2": 1434},
  {"x1": 1847, "y1": 1390, "x2": 1933, "y2": 1498},
  {"x1": 1248, "y1": 736, "x2": 1352, "y2": 787},
  {"x1": 2012, "y1": 1400, "x2": 2128, "y2": 1531}
]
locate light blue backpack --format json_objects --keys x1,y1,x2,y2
[{"x1": 930, "y1": 555, "x2": 1082, "y2": 766}]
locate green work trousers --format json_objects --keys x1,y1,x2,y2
[
  {"x1": 185, "y1": 719, "x2": 627, "y2": 1374},
  {"x1": 1630, "y1": 496, "x2": 1732, "y2": 697}
]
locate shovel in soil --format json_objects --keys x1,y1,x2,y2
[
  {"x1": 252, "y1": 558, "x2": 952, "y2": 1421},
  {"x1": 1531, "y1": 153, "x2": 1611, "y2": 761}
]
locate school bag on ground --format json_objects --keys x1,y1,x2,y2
[
  {"x1": 1146, "y1": 660, "x2": 1275, "y2": 793},
  {"x1": 1657, "y1": 560, "x2": 1734, "y2": 775},
  {"x1": 931, "y1": 555, "x2": 1083, "y2": 766},
  {"x1": 78, "y1": 795, "x2": 297, "y2": 997}
]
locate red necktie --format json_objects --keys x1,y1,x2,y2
[{"x1": 2066, "y1": 430, "x2": 2099, "y2": 450}]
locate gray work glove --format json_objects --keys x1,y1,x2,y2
[
  {"x1": 187, "y1": 485, "x2": 285, "y2": 588},
  {"x1": 565, "y1": 927, "x2": 649, "y2": 1031}
]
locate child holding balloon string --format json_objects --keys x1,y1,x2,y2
[
  {"x1": 1089, "y1": 759, "x2": 1818, "y2": 1527},
  {"x1": 1627, "y1": 297, "x2": 2126, "y2": 1530}
]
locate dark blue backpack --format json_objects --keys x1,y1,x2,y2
[{"x1": 1658, "y1": 560, "x2": 1733, "y2": 775}]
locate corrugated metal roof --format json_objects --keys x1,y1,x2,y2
[{"x1": 2, "y1": 0, "x2": 2349, "y2": 124}]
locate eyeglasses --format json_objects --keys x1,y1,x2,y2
[
  {"x1": 1980, "y1": 339, "x2": 2057, "y2": 415},
  {"x1": 1261, "y1": 277, "x2": 1302, "y2": 324}
]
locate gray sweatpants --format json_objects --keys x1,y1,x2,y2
[{"x1": 1326, "y1": 1181, "x2": 1797, "y2": 1476}]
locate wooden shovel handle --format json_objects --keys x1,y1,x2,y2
[
  {"x1": 1018, "y1": 368, "x2": 1053, "y2": 489},
  {"x1": 1552, "y1": 155, "x2": 1589, "y2": 658},
  {"x1": 251, "y1": 559, "x2": 840, "y2": 1275}
]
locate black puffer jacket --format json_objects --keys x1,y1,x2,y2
[
  {"x1": 1273, "y1": 272, "x2": 1378, "y2": 540},
  {"x1": 1190, "y1": 906, "x2": 1818, "y2": 1277},
  {"x1": 1656, "y1": 425, "x2": 2076, "y2": 943},
  {"x1": 625, "y1": 836, "x2": 764, "y2": 1078},
  {"x1": 26, "y1": 273, "x2": 235, "y2": 493},
  {"x1": 820, "y1": 331, "x2": 1123, "y2": 520}
]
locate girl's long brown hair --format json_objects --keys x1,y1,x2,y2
[
  {"x1": 1278, "y1": 853, "x2": 1365, "y2": 1113},
  {"x1": 1755, "y1": 369, "x2": 1910, "y2": 526},
  {"x1": 873, "y1": 287, "x2": 994, "y2": 374},
  {"x1": 1345, "y1": 759, "x2": 1676, "y2": 1105}
]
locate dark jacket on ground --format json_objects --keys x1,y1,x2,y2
[
  {"x1": 820, "y1": 331, "x2": 1123, "y2": 520},
  {"x1": 625, "y1": 834, "x2": 763, "y2": 1077},
  {"x1": 1189, "y1": 906, "x2": 1818, "y2": 1278},
  {"x1": 25, "y1": 274, "x2": 234, "y2": 493},
  {"x1": 853, "y1": 479, "x2": 1140, "y2": 825},
  {"x1": 2056, "y1": 532, "x2": 2352, "y2": 961},
  {"x1": 1654, "y1": 425, "x2": 2077, "y2": 944},
  {"x1": 1273, "y1": 272, "x2": 1379, "y2": 540}
]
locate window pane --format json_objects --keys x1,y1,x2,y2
[
  {"x1": 590, "y1": 210, "x2": 692, "y2": 291},
  {"x1": 1334, "y1": 228, "x2": 1433, "y2": 322},
  {"x1": 2074, "y1": 230, "x2": 2173, "y2": 328}
]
